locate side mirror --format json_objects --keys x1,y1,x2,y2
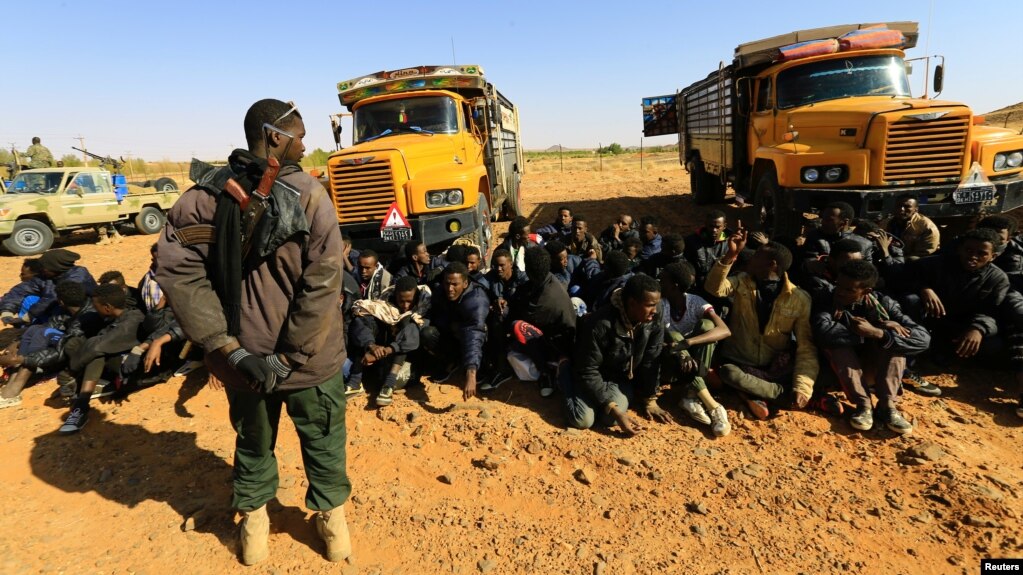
[{"x1": 932, "y1": 65, "x2": 944, "y2": 94}]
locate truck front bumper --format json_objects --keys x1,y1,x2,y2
[
  {"x1": 788, "y1": 176, "x2": 1023, "y2": 220},
  {"x1": 339, "y1": 206, "x2": 483, "y2": 253}
]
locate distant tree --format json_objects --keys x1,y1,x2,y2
[
  {"x1": 60, "y1": 154, "x2": 83, "y2": 167},
  {"x1": 301, "y1": 148, "x2": 332, "y2": 169},
  {"x1": 598, "y1": 143, "x2": 624, "y2": 155}
]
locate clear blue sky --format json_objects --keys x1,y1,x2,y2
[{"x1": 4, "y1": 0, "x2": 1021, "y2": 161}]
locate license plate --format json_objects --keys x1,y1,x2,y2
[
  {"x1": 952, "y1": 185, "x2": 995, "y2": 204},
  {"x1": 381, "y1": 227, "x2": 412, "y2": 242}
]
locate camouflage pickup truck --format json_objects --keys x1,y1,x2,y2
[{"x1": 0, "y1": 167, "x2": 181, "y2": 255}]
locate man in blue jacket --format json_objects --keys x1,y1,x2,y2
[{"x1": 421, "y1": 263, "x2": 489, "y2": 399}]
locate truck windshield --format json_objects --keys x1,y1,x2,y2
[
  {"x1": 354, "y1": 96, "x2": 459, "y2": 142},
  {"x1": 776, "y1": 55, "x2": 911, "y2": 109},
  {"x1": 5, "y1": 172, "x2": 63, "y2": 194}
]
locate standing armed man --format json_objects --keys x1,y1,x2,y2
[{"x1": 157, "y1": 99, "x2": 351, "y2": 566}]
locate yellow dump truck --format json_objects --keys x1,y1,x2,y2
[
  {"x1": 643, "y1": 22, "x2": 1023, "y2": 235},
  {"x1": 328, "y1": 64, "x2": 523, "y2": 253}
]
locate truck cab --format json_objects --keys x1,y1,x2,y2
[{"x1": 329, "y1": 65, "x2": 522, "y2": 254}]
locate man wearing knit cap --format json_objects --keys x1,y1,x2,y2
[{"x1": 23, "y1": 250, "x2": 97, "y2": 323}]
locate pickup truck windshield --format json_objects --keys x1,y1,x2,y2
[
  {"x1": 354, "y1": 96, "x2": 459, "y2": 142},
  {"x1": 776, "y1": 55, "x2": 911, "y2": 109},
  {"x1": 5, "y1": 172, "x2": 63, "y2": 194}
]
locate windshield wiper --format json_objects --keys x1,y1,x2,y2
[
  {"x1": 408, "y1": 126, "x2": 434, "y2": 136},
  {"x1": 362, "y1": 129, "x2": 394, "y2": 143}
]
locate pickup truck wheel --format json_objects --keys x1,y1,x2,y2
[
  {"x1": 135, "y1": 207, "x2": 166, "y2": 234},
  {"x1": 3, "y1": 220, "x2": 54, "y2": 256},
  {"x1": 690, "y1": 160, "x2": 726, "y2": 205},
  {"x1": 154, "y1": 177, "x2": 178, "y2": 192}
]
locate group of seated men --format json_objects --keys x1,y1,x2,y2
[
  {"x1": 0, "y1": 245, "x2": 193, "y2": 434},
  {"x1": 337, "y1": 198, "x2": 1023, "y2": 438}
]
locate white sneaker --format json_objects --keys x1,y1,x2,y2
[
  {"x1": 679, "y1": 397, "x2": 711, "y2": 425},
  {"x1": 0, "y1": 395, "x2": 22, "y2": 409},
  {"x1": 709, "y1": 404, "x2": 731, "y2": 437}
]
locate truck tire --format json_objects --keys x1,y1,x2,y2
[
  {"x1": 753, "y1": 170, "x2": 793, "y2": 238},
  {"x1": 135, "y1": 207, "x2": 166, "y2": 234},
  {"x1": 154, "y1": 177, "x2": 178, "y2": 192},
  {"x1": 3, "y1": 220, "x2": 54, "y2": 256},
  {"x1": 500, "y1": 173, "x2": 521, "y2": 221},
  {"x1": 690, "y1": 160, "x2": 726, "y2": 205},
  {"x1": 460, "y1": 203, "x2": 493, "y2": 259}
]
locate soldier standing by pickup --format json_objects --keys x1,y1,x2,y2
[
  {"x1": 156, "y1": 99, "x2": 352, "y2": 566},
  {"x1": 24, "y1": 137, "x2": 53, "y2": 168}
]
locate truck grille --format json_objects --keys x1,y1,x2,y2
[
  {"x1": 329, "y1": 158, "x2": 396, "y2": 223},
  {"x1": 882, "y1": 114, "x2": 970, "y2": 183}
]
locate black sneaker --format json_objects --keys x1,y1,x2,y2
[
  {"x1": 59, "y1": 408, "x2": 89, "y2": 434},
  {"x1": 880, "y1": 408, "x2": 913, "y2": 435},
  {"x1": 479, "y1": 370, "x2": 513, "y2": 392},
  {"x1": 850, "y1": 405, "x2": 873, "y2": 431},
  {"x1": 375, "y1": 386, "x2": 393, "y2": 407},
  {"x1": 902, "y1": 371, "x2": 941, "y2": 397}
]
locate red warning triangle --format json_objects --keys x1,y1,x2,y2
[{"x1": 380, "y1": 202, "x2": 411, "y2": 229}]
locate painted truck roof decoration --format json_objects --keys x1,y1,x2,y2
[
  {"x1": 734, "y1": 22, "x2": 919, "y2": 68},
  {"x1": 337, "y1": 65, "x2": 487, "y2": 107}
]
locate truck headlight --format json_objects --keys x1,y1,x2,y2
[
  {"x1": 994, "y1": 150, "x2": 1023, "y2": 171},
  {"x1": 426, "y1": 189, "x2": 464, "y2": 208},
  {"x1": 801, "y1": 165, "x2": 846, "y2": 183}
]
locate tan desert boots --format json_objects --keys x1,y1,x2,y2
[
  {"x1": 239, "y1": 505, "x2": 270, "y2": 565},
  {"x1": 316, "y1": 505, "x2": 352, "y2": 562}
]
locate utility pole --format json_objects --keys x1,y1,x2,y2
[
  {"x1": 74, "y1": 135, "x2": 87, "y2": 164},
  {"x1": 124, "y1": 151, "x2": 136, "y2": 178}
]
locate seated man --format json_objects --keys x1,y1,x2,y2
[
  {"x1": 464, "y1": 245, "x2": 489, "y2": 290},
  {"x1": 26, "y1": 249, "x2": 98, "y2": 324},
  {"x1": 684, "y1": 210, "x2": 732, "y2": 289},
  {"x1": 802, "y1": 238, "x2": 866, "y2": 303},
  {"x1": 498, "y1": 247, "x2": 576, "y2": 397},
  {"x1": 421, "y1": 263, "x2": 489, "y2": 399},
  {"x1": 812, "y1": 260, "x2": 930, "y2": 435},
  {"x1": 98, "y1": 270, "x2": 144, "y2": 312},
  {"x1": 660, "y1": 262, "x2": 732, "y2": 437},
  {"x1": 479, "y1": 249, "x2": 528, "y2": 386},
  {"x1": 0, "y1": 281, "x2": 103, "y2": 408},
  {"x1": 567, "y1": 214, "x2": 602, "y2": 263},
  {"x1": 850, "y1": 219, "x2": 906, "y2": 290},
  {"x1": 705, "y1": 230, "x2": 818, "y2": 419},
  {"x1": 58, "y1": 284, "x2": 145, "y2": 434},
  {"x1": 497, "y1": 216, "x2": 538, "y2": 272},
  {"x1": 545, "y1": 239, "x2": 598, "y2": 299},
  {"x1": 901, "y1": 228, "x2": 1018, "y2": 398},
  {"x1": 978, "y1": 215, "x2": 1023, "y2": 292},
  {"x1": 640, "y1": 233, "x2": 686, "y2": 279},
  {"x1": 348, "y1": 276, "x2": 430, "y2": 406},
  {"x1": 0, "y1": 258, "x2": 46, "y2": 326},
  {"x1": 119, "y1": 304, "x2": 188, "y2": 390},
  {"x1": 355, "y1": 249, "x2": 393, "y2": 301},
  {"x1": 622, "y1": 237, "x2": 644, "y2": 272},
  {"x1": 796, "y1": 201, "x2": 872, "y2": 281},
  {"x1": 583, "y1": 250, "x2": 633, "y2": 312},
  {"x1": 639, "y1": 216, "x2": 663, "y2": 261},
  {"x1": 886, "y1": 194, "x2": 940, "y2": 260},
  {"x1": 599, "y1": 213, "x2": 639, "y2": 254},
  {"x1": 393, "y1": 241, "x2": 442, "y2": 286},
  {"x1": 535, "y1": 205, "x2": 574, "y2": 242},
  {"x1": 573, "y1": 274, "x2": 666, "y2": 435}
]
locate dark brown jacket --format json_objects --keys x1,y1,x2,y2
[{"x1": 156, "y1": 166, "x2": 345, "y2": 391}]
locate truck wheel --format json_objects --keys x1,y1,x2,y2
[
  {"x1": 753, "y1": 170, "x2": 793, "y2": 237},
  {"x1": 2, "y1": 220, "x2": 54, "y2": 256},
  {"x1": 690, "y1": 160, "x2": 725, "y2": 205},
  {"x1": 135, "y1": 207, "x2": 166, "y2": 234},
  {"x1": 500, "y1": 174, "x2": 521, "y2": 221},
  {"x1": 154, "y1": 177, "x2": 178, "y2": 192}
]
